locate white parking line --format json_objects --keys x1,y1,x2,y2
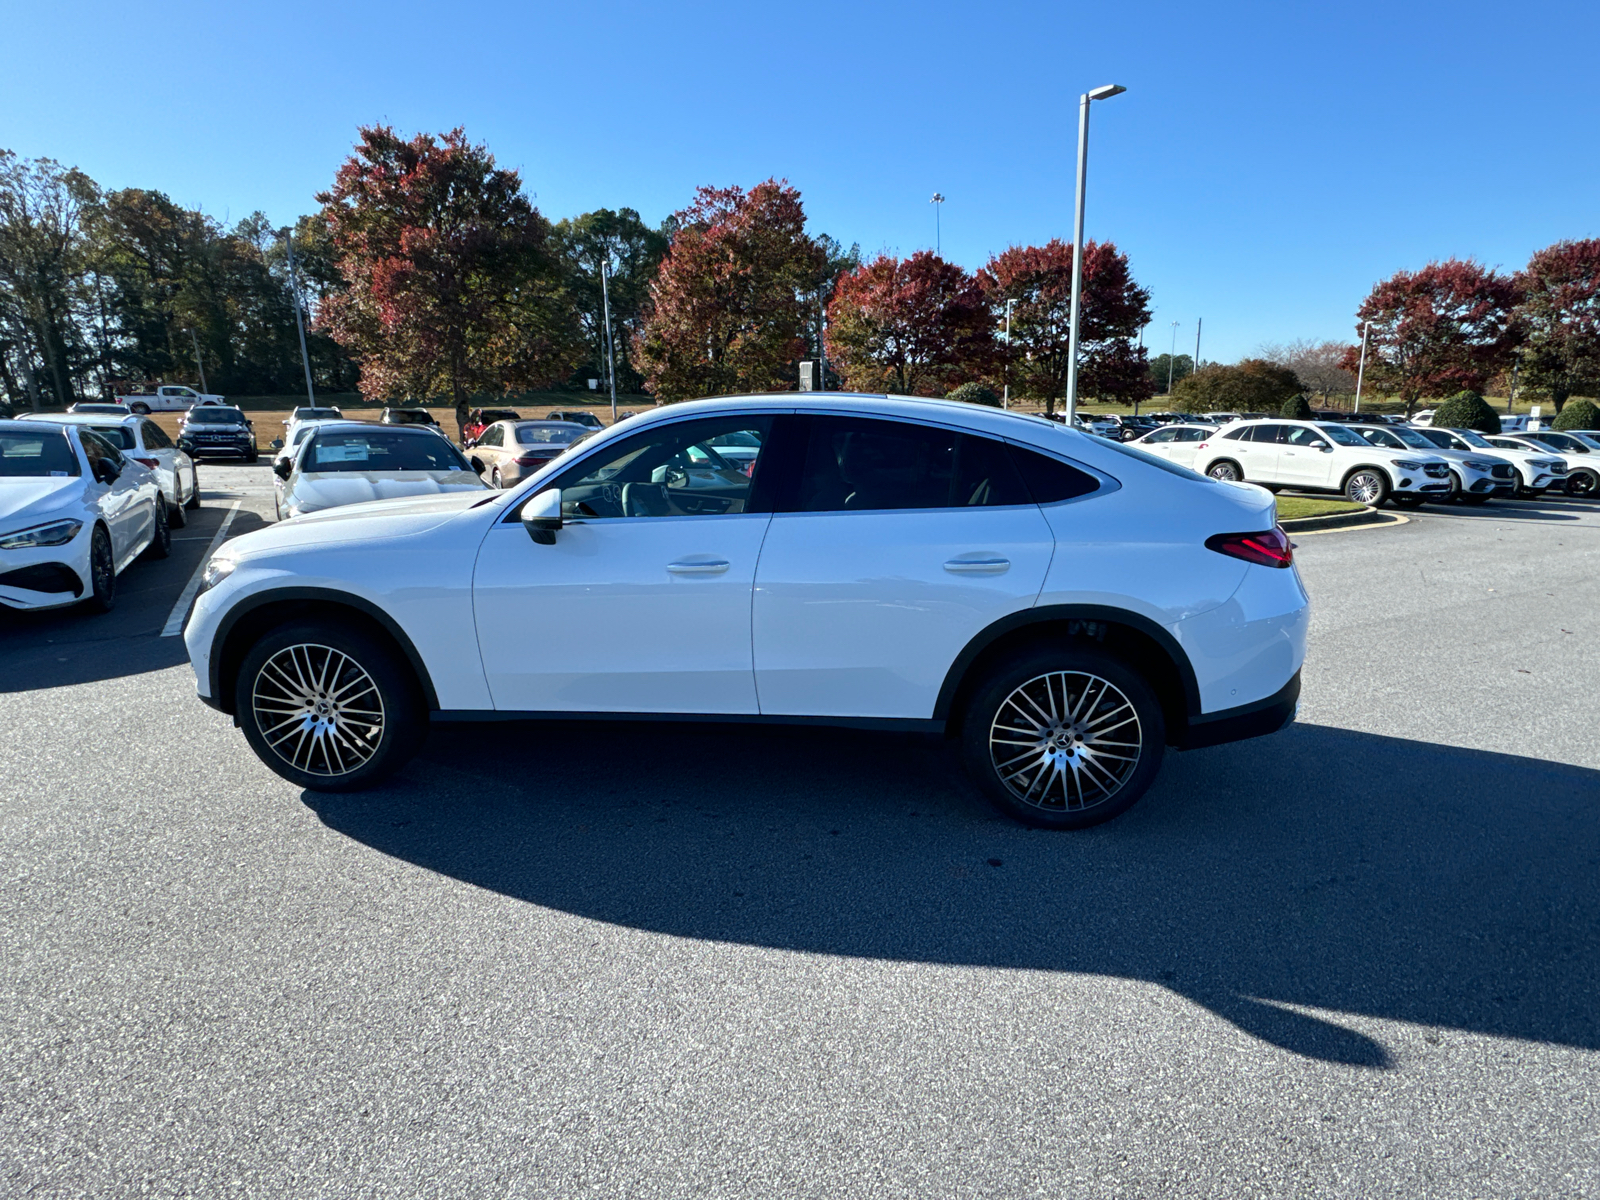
[{"x1": 160, "y1": 501, "x2": 241, "y2": 638}]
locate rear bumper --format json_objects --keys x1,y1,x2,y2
[{"x1": 1176, "y1": 669, "x2": 1300, "y2": 750}]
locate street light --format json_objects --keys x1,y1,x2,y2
[
  {"x1": 1064, "y1": 84, "x2": 1126, "y2": 424},
  {"x1": 1353, "y1": 319, "x2": 1372, "y2": 414},
  {"x1": 283, "y1": 232, "x2": 316, "y2": 407},
  {"x1": 1003, "y1": 298, "x2": 1017, "y2": 409},
  {"x1": 930, "y1": 193, "x2": 945, "y2": 255},
  {"x1": 1167, "y1": 320, "x2": 1180, "y2": 394}
]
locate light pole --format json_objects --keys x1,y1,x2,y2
[
  {"x1": 930, "y1": 193, "x2": 945, "y2": 255},
  {"x1": 284, "y1": 233, "x2": 316, "y2": 407},
  {"x1": 1167, "y1": 320, "x2": 1179, "y2": 394},
  {"x1": 1353, "y1": 319, "x2": 1372, "y2": 413},
  {"x1": 1003, "y1": 298, "x2": 1016, "y2": 408},
  {"x1": 1193, "y1": 317, "x2": 1202, "y2": 374},
  {"x1": 1064, "y1": 83, "x2": 1126, "y2": 424},
  {"x1": 187, "y1": 328, "x2": 208, "y2": 394},
  {"x1": 601, "y1": 258, "x2": 617, "y2": 423}
]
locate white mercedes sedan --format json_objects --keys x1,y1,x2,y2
[
  {"x1": 272, "y1": 422, "x2": 487, "y2": 521},
  {"x1": 187, "y1": 395, "x2": 1310, "y2": 829}
]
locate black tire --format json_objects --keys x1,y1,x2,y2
[
  {"x1": 234, "y1": 620, "x2": 426, "y2": 792},
  {"x1": 185, "y1": 464, "x2": 201, "y2": 509},
  {"x1": 1343, "y1": 468, "x2": 1390, "y2": 506},
  {"x1": 1566, "y1": 471, "x2": 1598, "y2": 497},
  {"x1": 960, "y1": 647, "x2": 1166, "y2": 830},
  {"x1": 130, "y1": 402, "x2": 150, "y2": 415},
  {"x1": 142, "y1": 495, "x2": 171, "y2": 559},
  {"x1": 1446, "y1": 470, "x2": 1464, "y2": 502},
  {"x1": 1206, "y1": 460, "x2": 1242, "y2": 483},
  {"x1": 82, "y1": 525, "x2": 116, "y2": 613},
  {"x1": 167, "y1": 484, "x2": 187, "y2": 528},
  {"x1": 490, "y1": 467, "x2": 503, "y2": 489}
]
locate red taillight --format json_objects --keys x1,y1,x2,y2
[
  {"x1": 513, "y1": 454, "x2": 553, "y2": 467},
  {"x1": 1206, "y1": 526, "x2": 1294, "y2": 568},
  {"x1": 133, "y1": 456, "x2": 160, "y2": 470}
]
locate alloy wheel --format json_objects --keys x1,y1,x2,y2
[
  {"x1": 1208, "y1": 462, "x2": 1240, "y2": 482},
  {"x1": 251, "y1": 643, "x2": 386, "y2": 778},
  {"x1": 1347, "y1": 471, "x2": 1384, "y2": 504},
  {"x1": 988, "y1": 670, "x2": 1142, "y2": 813}
]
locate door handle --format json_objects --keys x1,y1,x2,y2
[
  {"x1": 667, "y1": 559, "x2": 730, "y2": 574},
  {"x1": 944, "y1": 557, "x2": 1010, "y2": 574}
]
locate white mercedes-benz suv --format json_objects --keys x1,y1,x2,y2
[
  {"x1": 184, "y1": 395, "x2": 1310, "y2": 829},
  {"x1": 1193, "y1": 418, "x2": 1452, "y2": 506}
]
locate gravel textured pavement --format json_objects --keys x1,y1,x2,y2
[{"x1": 1, "y1": 471, "x2": 1595, "y2": 1198}]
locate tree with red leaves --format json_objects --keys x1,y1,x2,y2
[
  {"x1": 316, "y1": 126, "x2": 576, "y2": 436},
  {"x1": 634, "y1": 180, "x2": 823, "y2": 402},
  {"x1": 1515, "y1": 239, "x2": 1600, "y2": 412},
  {"x1": 1341, "y1": 259, "x2": 1520, "y2": 415},
  {"x1": 979, "y1": 239, "x2": 1153, "y2": 412},
  {"x1": 825, "y1": 251, "x2": 993, "y2": 396}
]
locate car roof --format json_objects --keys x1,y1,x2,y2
[
  {"x1": 509, "y1": 419, "x2": 586, "y2": 428},
  {"x1": 18, "y1": 411, "x2": 137, "y2": 426}
]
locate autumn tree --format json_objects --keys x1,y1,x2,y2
[
  {"x1": 1341, "y1": 260, "x2": 1520, "y2": 415},
  {"x1": 1173, "y1": 359, "x2": 1302, "y2": 413},
  {"x1": 1258, "y1": 339, "x2": 1355, "y2": 402},
  {"x1": 317, "y1": 126, "x2": 578, "y2": 435},
  {"x1": 979, "y1": 239, "x2": 1153, "y2": 413},
  {"x1": 826, "y1": 251, "x2": 992, "y2": 395},
  {"x1": 554, "y1": 207, "x2": 667, "y2": 395},
  {"x1": 1515, "y1": 239, "x2": 1600, "y2": 412},
  {"x1": 635, "y1": 179, "x2": 824, "y2": 401}
]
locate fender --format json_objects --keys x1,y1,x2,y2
[
  {"x1": 931, "y1": 603, "x2": 1202, "y2": 722},
  {"x1": 208, "y1": 585, "x2": 441, "y2": 712}
]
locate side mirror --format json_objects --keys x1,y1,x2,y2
[
  {"x1": 273, "y1": 458, "x2": 293, "y2": 481},
  {"x1": 270, "y1": 438, "x2": 284, "y2": 450},
  {"x1": 1319, "y1": 443, "x2": 1334, "y2": 452},
  {"x1": 521, "y1": 487, "x2": 562, "y2": 545},
  {"x1": 93, "y1": 459, "x2": 121, "y2": 484}
]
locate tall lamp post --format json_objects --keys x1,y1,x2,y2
[
  {"x1": 930, "y1": 193, "x2": 945, "y2": 255},
  {"x1": 601, "y1": 258, "x2": 617, "y2": 423},
  {"x1": 1167, "y1": 320, "x2": 1179, "y2": 394},
  {"x1": 1064, "y1": 84, "x2": 1126, "y2": 424},
  {"x1": 284, "y1": 233, "x2": 316, "y2": 407},
  {"x1": 1003, "y1": 298, "x2": 1016, "y2": 409},
  {"x1": 1353, "y1": 319, "x2": 1372, "y2": 414},
  {"x1": 187, "y1": 328, "x2": 209, "y2": 394}
]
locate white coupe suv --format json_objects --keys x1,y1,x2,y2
[
  {"x1": 1193, "y1": 419, "x2": 1452, "y2": 507},
  {"x1": 184, "y1": 395, "x2": 1310, "y2": 829}
]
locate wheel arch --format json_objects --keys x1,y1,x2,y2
[
  {"x1": 1339, "y1": 462, "x2": 1394, "y2": 488},
  {"x1": 934, "y1": 605, "x2": 1200, "y2": 744},
  {"x1": 1205, "y1": 457, "x2": 1243, "y2": 479},
  {"x1": 209, "y1": 587, "x2": 439, "y2": 716}
]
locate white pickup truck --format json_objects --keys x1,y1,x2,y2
[{"x1": 113, "y1": 384, "x2": 228, "y2": 414}]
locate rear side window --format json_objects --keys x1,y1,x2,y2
[
  {"x1": 141, "y1": 420, "x2": 172, "y2": 449},
  {"x1": 87, "y1": 424, "x2": 136, "y2": 450},
  {"x1": 790, "y1": 417, "x2": 1032, "y2": 512},
  {"x1": 1007, "y1": 444, "x2": 1100, "y2": 502}
]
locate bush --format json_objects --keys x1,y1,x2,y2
[
  {"x1": 1280, "y1": 394, "x2": 1313, "y2": 419},
  {"x1": 1551, "y1": 397, "x2": 1600, "y2": 431},
  {"x1": 1173, "y1": 359, "x2": 1302, "y2": 413},
  {"x1": 946, "y1": 382, "x2": 1001, "y2": 407},
  {"x1": 1429, "y1": 390, "x2": 1501, "y2": 434}
]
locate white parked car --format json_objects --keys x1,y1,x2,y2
[
  {"x1": 1502, "y1": 430, "x2": 1600, "y2": 496},
  {"x1": 114, "y1": 384, "x2": 227, "y2": 414},
  {"x1": 1127, "y1": 424, "x2": 1213, "y2": 469},
  {"x1": 1411, "y1": 428, "x2": 1566, "y2": 497},
  {"x1": 187, "y1": 394, "x2": 1310, "y2": 830},
  {"x1": 20, "y1": 411, "x2": 200, "y2": 526},
  {"x1": 0, "y1": 419, "x2": 167, "y2": 612},
  {"x1": 272, "y1": 422, "x2": 487, "y2": 521},
  {"x1": 271, "y1": 418, "x2": 345, "y2": 475},
  {"x1": 1192, "y1": 419, "x2": 1452, "y2": 507},
  {"x1": 1348, "y1": 423, "x2": 1516, "y2": 505}
]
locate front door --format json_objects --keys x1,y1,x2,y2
[
  {"x1": 471, "y1": 414, "x2": 779, "y2": 714},
  {"x1": 752, "y1": 415, "x2": 1055, "y2": 719}
]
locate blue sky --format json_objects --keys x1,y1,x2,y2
[{"x1": 4, "y1": 0, "x2": 1596, "y2": 361}]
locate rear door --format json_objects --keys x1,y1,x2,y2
[
  {"x1": 1235, "y1": 424, "x2": 1286, "y2": 482},
  {"x1": 1277, "y1": 425, "x2": 1337, "y2": 486},
  {"x1": 751, "y1": 415, "x2": 1056, "y2": 719}
]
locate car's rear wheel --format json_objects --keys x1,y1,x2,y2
[
  {"x1": 1206, "y1": 460, "x2": 1242, "y2": 483},
  {"x1": 167, "y1": 483, "x2": 187, "y2": 528},
  {"x1": 1344, "y1": 469, "x2": 1389, "y2": 506},
  {"x1": 1566, "y1": 470, "x2": 1598, "y2": 497},
  {"x1": 143, "y1": 495, "x2": 171, "y2": 559},
  {"x1": 82, "y1": 525, "x2": 116, "y2": 612},
  {"x1": 960, "y1": 648, "x2": 1166, "y2": 829},
  {"x1": 130, "y1": 402, "x2": 150, "y2": 415},
  {"x1": 235, "y1": 621, "x2": 425, "y2": 791}
]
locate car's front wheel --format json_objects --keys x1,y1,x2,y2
[
  {"x1": 235, "y1": 621, "x2": 425, "y2": 791},
  {"x1": 1206, "y1": 460, "x2": 1242, "y2": 483},
  {"x1": 1344, "y1": 469, "x2": 1389, "y2": 506},
  {"x1": 143, "y1": 495, "x2": 171, "y2": 559},
  {"x1": 960, "y1": 648, "x2": 1166, "y2": 829},
  {"x1": 82, "y1": 525, "x2": 116, "y2": 613}
]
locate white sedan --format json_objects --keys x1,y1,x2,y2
[
  {"x1": 0, "y1": 419, "x2": 167, "y2": 612},
  {"x1": 1127, "y1": 424, "x2": 1213, "y2": 469},
  {"x1": 21, "y1": 411, "x2": 200, "y2": 526},
  {"x1": 187, "y1": 394, "x2": 1309, "y2": 830},
  {"x1": 273, "y1": 422, "x2": 487, "y2": 521}
]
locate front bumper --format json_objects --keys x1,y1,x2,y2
[{"x1": 0, "y1": 529, "x2": 91, "y2": 611}]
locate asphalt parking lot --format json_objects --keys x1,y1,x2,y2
[{"x1": 2, "y1": 466, "x2": 1596, "y2": 1198}]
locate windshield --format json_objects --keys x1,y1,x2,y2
[
  {"x1": 302, "y1": 429, "x2": 469, "y2": 473},
  {"x1": 708, "y1": 430, "x2": 762, "y2": 448},
  {"x1": 1450, "y1": 429, "x2": 1494, "y2": 448},
  {"x1": 0, "y1": 429, "x2": 81, "y2": 477},
  {"x1": 388, "y1": 409, "x2": 433, "y2": 423},
  {"x1": 516, "y1": 423, "x2": 585, "y2": 445},
  {"x1": 1373, "y1": 426, "x2": 1434, "y2": 450},
  {"x1": 1317, "y1": 424, "x2": 1368, "y2": 446},
  {"x1": 187, "y1": 409, "x2": 247, "y2": 425}
]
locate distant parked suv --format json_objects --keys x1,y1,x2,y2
[
  {"x1": 179, "y1": 406, "x2": 257, "y2": 462},
  {"x1": 1192, "y1": 418, "x2": 1452, "y2": 507},
  {"x1": 380, "y1": 407, "x2": 441, "y2": 429}
]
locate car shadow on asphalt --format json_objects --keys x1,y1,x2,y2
[
  {"x1": 303, "y1": 719, "x2": 1599, "y2": 1069},
  {"x1": 0, "y1": 508, "x2": 270, "y2": 693}
]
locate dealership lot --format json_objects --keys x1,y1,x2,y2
[{"x1": 2, "y1": 466, "x2": 1596, "y2": 1198}]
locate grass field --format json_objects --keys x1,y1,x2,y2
[{"x1": 1275, "y1": 496, "x2": 1365, "y2": 520}]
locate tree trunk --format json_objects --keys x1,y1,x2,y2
[{"x1": 1552, "y1": 380, "x2": 1569, "y2": 413}]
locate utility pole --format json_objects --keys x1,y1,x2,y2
[
  {"x1": 930, "y1": 193, "x2": 945, "y2": 255},
  {"x1": 1167, "y1": 321, "x2": 1179, "y2": 394},
  {"x1": 1353, "y1": 319, "x2": 1371, "y2": 413},
  {"x1": 601, "y1": 258, "x2": 617, "y2": 423},
  {"x1": 1193, "y1": 318, "x2": 1202, "y2": 375},
  {"x1": 1508, "y1": 353, "x2": 1519, "y2": 414},
  {"x1": 818, "y1": 296, "x2": 827, "y2": 392},
  {"x1": 188, "y1": 328, "x2": 208, "y2": 394},
  {"x1": 1003, "y1": 298, "x2": 1016, "y2": 409},
  {"x1": 284, "y1": 234, "x2": 316, "y2": 407}
]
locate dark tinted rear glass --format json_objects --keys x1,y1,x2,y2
[
  {"x1": 84, "y1": 424, "x2": 135, "y2": 449},
  {"x1": 791, "y1": 417, "x2": 1032, "y2": 511},
  {"x1": 1008, "y1": 444, "x2": 1101, "y2": 502}
]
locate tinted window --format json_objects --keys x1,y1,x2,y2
[
  {"x1": 515, "y1": 423, "x2": 584, "y2": 445},
  {"x1": 302, "y1": 429, "x2": 469, "y2": 473},
  {"x1": 1319, "y1": 425, "x2": 1369, "y2": 447},
  {"x1": 791, "y1": 417, "x2": 1031, "y2": 512},
  {"x1": 1221, "y1": 426, "x2": 1253, "y2": 441},
  {"x1": 1177, "y1": 427, "x2": 1208, "y2": 442},
  {"x1": 187, "y1": 409, "x2": 246, "y2": 425},
  {"x1": 0, "y1": 429, "x2": 80, "y2": 477},
  {"x1": 83, "y1": 424, "x2": 135, "y2": 449},
  {"x1": 80, "y1": 430, "x2": 124, "y2": 470},
  {"x1": 141, "y1": 420, "x2": 171, "y2": 449},
  {"x1": 1143, "y1": 429, "x2": 1177, "y2": 443},
  {"x1": 1008, "y1": 444, "x2": 1100, "y2": 502},
  {"x1": 550, "y1": 416, "x2": 772, "y2": 519},
  {"x1": 478, "y1": 425, "x2": 503, "y2": 448}
]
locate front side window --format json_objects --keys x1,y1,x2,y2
[
  {"x1": 0, "y1": 429, "x2": 81, "y2": 477},
  {"x1": 791, "y1": 417, "x2": 1031, "y2": 512},
  {"x1": 551, "y1": 416, "x2": 773, "y2": 519},
  {"x1": 1284, "y1": 426, "x2": 1329, "y2": 449},
  {"x1": 302, "y1": 430, "x2": 469, "y2": 473}
]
